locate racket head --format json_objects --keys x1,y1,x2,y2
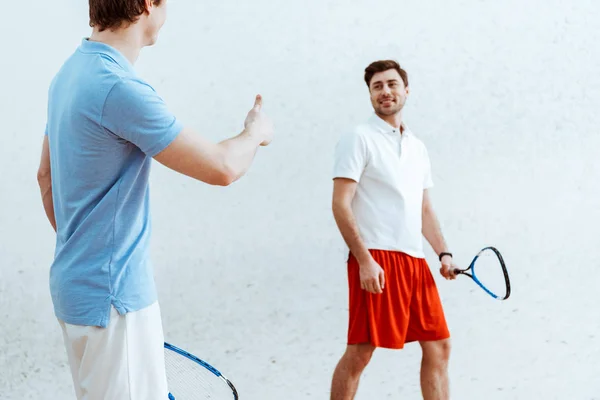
[
  {"x1": 164, "y1": 342, "x2": 238, "y2": 400},
  {"x1": 455, "y1": 246, "x2": 511, "y2": 300}
]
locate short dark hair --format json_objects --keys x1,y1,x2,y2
[
  {"x1": 364, "y1": 60, "x2": 409, "y2": 88},
  {"x1": 89, "y1": 0, "x2": 162, "y2": 32}
]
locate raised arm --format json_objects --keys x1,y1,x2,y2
[{"x1": 154, "y1": 95, "x2": 273, "y2": 186}]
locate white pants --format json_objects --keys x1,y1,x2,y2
[{"x1": 58, "y1": 302, "x2": 169, "y2": 400}]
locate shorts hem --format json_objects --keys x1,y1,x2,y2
[
  {"x1": 347, "y1": 331, "x2": 451, "y2": 350},
  {"x1": 347, "y1": 339, "x2": 406, "y2": 350}
]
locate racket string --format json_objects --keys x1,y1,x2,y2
[{"x1": 165, "y1": 348, "x2": 234, "y2": 399}]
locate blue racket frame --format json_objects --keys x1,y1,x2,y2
[
  {"x1": 164, "y1": 342, "x2": 239, "y2": 400},
  {"x1": 453, "y1": 246, "x2": 511, "y2": 300}
]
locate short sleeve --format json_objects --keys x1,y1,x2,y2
[
  {"x1": 102, "y1": 78, "x2": 183, "y2": 157},
  {"x1": 333, "y1": 132, "x2": 368, "y2": 182},
  {"x1": 423, "y1": 146, "x2": 434, "y2": 189}
]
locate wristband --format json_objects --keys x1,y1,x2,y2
[{"x1": 438, "y1": 252, "x2": 453, "y2": 261}]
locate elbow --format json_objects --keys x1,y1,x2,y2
[
  {"x1": 331, "y1": 198, "x2": 348, "y2": 217},
  {"x1": 422, "y1": 205, "x2": 431, "y2": 217},
  {"x1": 199, "y1": 150, "x2": 237, "y2": 186},
  {"x1": 190, "y1": 165, "x2": 235, "y2": 187},
  {"x1": 331, "y1": 199, "x2": 339, "y2": 214},
  {"x1": 421, "y1": 207, "x2": 432, "y2": 225},
  {"x1": 214, "y1": 170, "x2": 236, "y2": 186},
  {"x1": 37, "y1": 168, "x2": 51, "y2": 186},
  {"x1": 422, "y1": 200, "x2": 433, "y2": 217},
  {"x1": 212, "y1": 162, "x2": 237, "y2": 187}
]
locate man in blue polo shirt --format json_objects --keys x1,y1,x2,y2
[{"x1": 36, "y1": 0, "x2": 274, "y2": 398}]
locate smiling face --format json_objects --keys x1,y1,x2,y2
[{"x1": 368, "y1": 68, "x2": 409, "y2": 117}]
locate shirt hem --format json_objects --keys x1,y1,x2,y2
[
  {"x1": 145, "y1": 120, "x2": 183, "y2": 157},
  {"x1": 332, "y1": 173, "x2": 361, "y2": 183},
  {"x1": 54, "y1": 296, "x2": 157, "y2": 329}
]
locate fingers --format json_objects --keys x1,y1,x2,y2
[
  {"x1": 253, "y1": 94, "x2": 262, "y2": 111},
  {"x1": 440, "y1": 265, "x2": 457, "y2": 280},
  {"x1": 370, "y1": 278, "x2": 383, "y2": 294},
  {"x1": 361, "y1": 278, "x2": 383, "y2": 294},
  {"x1": 361, "y1": 280, "x2": 372, "y2": 292},
  {"x1": 374, "y1": 279, "x2": 382, "y2": 294},
  {"x1": 440, "y1": 266, "x2": 450, "y2": 280}
]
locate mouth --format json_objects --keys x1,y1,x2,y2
[{"x1": 380, "y1": 99, "x2": 395, "y2": 107}]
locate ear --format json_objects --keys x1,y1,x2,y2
[
  {"x1": 144, "y1": 0, "x2": 153, "y2": 14},
  {"x1": 405, "y1": 86, "x2": 410, "y2": 96}
]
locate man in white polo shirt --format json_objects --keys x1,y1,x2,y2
[{"x1": 330, "y1": 60, "x2": 456, "y2": 400}]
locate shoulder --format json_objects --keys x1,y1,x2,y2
[
  {"x1": 335, "y1": 125, "x2": 371, "y2": 159},
  {"x1": 108, "y1": 76, "x2": 156, "y2": 99},
  {"x1": 79, "y1": 50, "x2": 158, "y2": 103},
  {"x1": 355, "y1": 122, "x2": 375, "y2": 140},
  {"x1": 93, "y1": 51, "x2": 148, "y2": 87},
  {"x1": 338, "y1": 122, "x2": 373, "y2": 145},
  {"x1": 103, "y1": 76, "x2": 163, "y2": 117}
]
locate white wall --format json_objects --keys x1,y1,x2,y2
[{"x1": 1, "y1": 0, "x2": 599, "y2": 399}]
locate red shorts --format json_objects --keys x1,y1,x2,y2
[{"x1": 347, "y1": 249, "x2": 450, "y2": 349}]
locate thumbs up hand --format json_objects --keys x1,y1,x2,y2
[{"x1": 244, "y1": 95, "x2": 274, "y2": 147}]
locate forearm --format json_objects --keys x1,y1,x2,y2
[
  {"x1": 422, "y1": 207, "x2": 448, "y2": 256},
  {"x1": 333, "y1": 203, "x2": 372, "y2": 264},
  {"x1": 154, "y1": 126, "x2": 263, "y2": 186},
  {"x1": 38, "y1": 177, "x2": 56, "y2": 232},
  {"x1": 217, "y1": 129, "x2": 262, "y2": 183}
]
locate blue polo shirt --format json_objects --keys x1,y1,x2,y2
[{"x1": 45, "y1": 38, "x2": 183, "y2": 328}]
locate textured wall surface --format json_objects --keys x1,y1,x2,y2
[{"x1": 1, "y1": 0, "x2": 599, "y2": 399}]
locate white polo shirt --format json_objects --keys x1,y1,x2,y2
[{"x1": 333, "y1": 114, "x2": 433, "y2": 259}]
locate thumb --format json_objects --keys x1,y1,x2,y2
[
  {"x1": 379, "y1": 270, "x2": 385, "y2": 289},
  {"x1": 253, "y1": 94, "x2": 262, "y2": 111}
]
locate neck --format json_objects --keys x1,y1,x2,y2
[
  {"x1": 89, "y1": 26, "x2": 145, "y2": 65},
  {"x1": 377, "y1": 110, "x2": 404, "y2": 132}
]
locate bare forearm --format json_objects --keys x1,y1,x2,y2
[
  {"x1": 217, "y1": 129, "x2": 262, "y2": 183},
  {"x1": 333, "y1": 204, "x2": 372, "y2": 264},
  {"x1": 38, "y1": 177, "x2": 56, "y2": 232},
  {"x1": 154, "y1": 127, "x2": 263, "y2": 186},
  {"x1": 422, "y1": 207, "x2": 448, "y2": 256}
]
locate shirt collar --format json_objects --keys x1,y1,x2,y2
[
  {"x1": 78, "y1": 38, "x2": 136, "y2": 74},
  {"x1": 368, "y1": 113, "x2": 411, "y2": 138}
]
